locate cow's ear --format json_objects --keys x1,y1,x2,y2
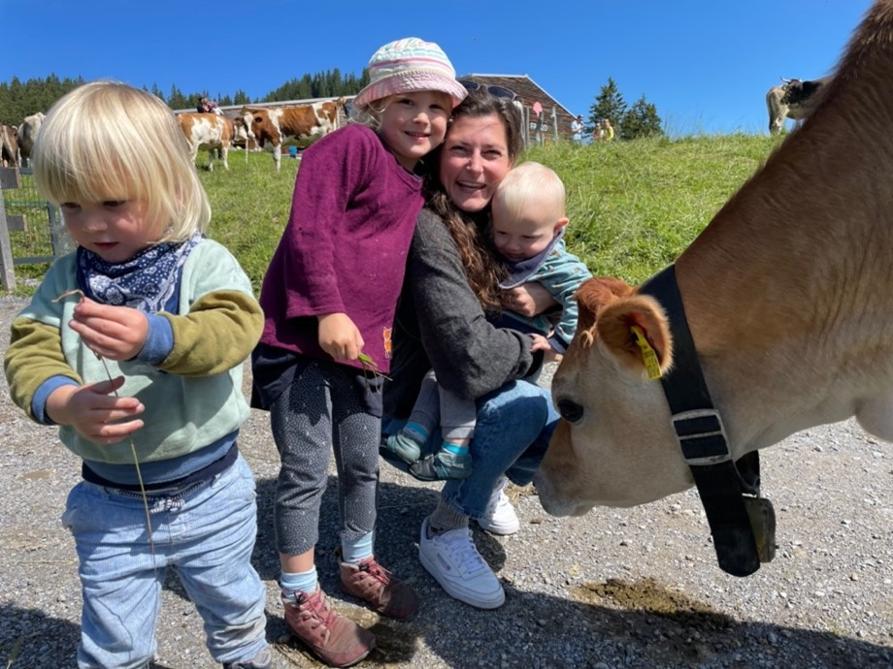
[
  {"x1": 575, "y1": 277, "x2": 635, "y2": 347},
  {"x1": 596, "y1": 295, "x2": 673, "y2": 378}
]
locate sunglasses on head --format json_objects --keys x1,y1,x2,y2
[{"x1": 459, "y1": 80, "x2": 519, "y2": 101}]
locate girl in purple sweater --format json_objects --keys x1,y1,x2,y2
[{"x1": 251, "y1": 37, "x2": 466, "y2": 667}]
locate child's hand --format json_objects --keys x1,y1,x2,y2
[
  {"x1": 70, "y1": 298, "x2": 149, "y2": 361},
  {"x1": 318, "y1": 312, "x2": 364, "y2": 361},
  {"x1": 529, "y1": 333, "x2": 552, "y2": 352},
  {"x1": 46, "y1": 377, "x2": 145, "y2": 444},
  {"x1": 502, "y1": 283, "x2": 558, "y2": 317},
  {"x1": 530, "y1": 335, "x2": 563, "y2": 363}
]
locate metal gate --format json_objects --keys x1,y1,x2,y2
[{"x1": 0, "y1": 166, "x2": 73, "y2": 291}]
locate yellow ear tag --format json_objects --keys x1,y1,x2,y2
[{"x1": 631, "y1": 325, "x2": 662, "y2": 380}]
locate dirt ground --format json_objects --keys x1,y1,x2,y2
[{"x1": 1, "y1": 296, "x2": 891, "y2": 668}]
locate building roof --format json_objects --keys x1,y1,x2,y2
[{"x1": 461, "y1": 73, "x2": 575, "y2": 118}]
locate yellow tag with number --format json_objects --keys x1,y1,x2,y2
[{"x1": 631, "y1": 326, "x2": 662, "y2": 380}]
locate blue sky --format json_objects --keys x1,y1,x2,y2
[{"x1": 1, "y1": 0, "x2": 873, "y2": 135}]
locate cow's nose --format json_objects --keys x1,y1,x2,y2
[{"x1": 557, "y1": 398, "x2": 584, "y2": 423}]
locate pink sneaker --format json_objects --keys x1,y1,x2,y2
[{"x1": 283, "y1": 587, "x2": 374, "y2": 667}]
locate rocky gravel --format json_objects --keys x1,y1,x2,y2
[{"x1": 1, "y1": 295, "x2": 891, "y2": 668}]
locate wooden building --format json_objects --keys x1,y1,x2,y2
[{"x1": 459, "y1": 73, "x2": 576, "y2": 144}]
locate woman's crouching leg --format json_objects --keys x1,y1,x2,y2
[{"x1": 441, "y1": 380, "x2": 556, "y2": 519}]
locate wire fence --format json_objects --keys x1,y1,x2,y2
[{"x1": 0, "y1": 166, "x2": 72, "y2": 291}]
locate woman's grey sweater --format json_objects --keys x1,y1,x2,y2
[{"x1": 384, "y1": 208, "x2": 541, "y2": 419}]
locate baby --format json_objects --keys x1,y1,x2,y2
[{"x1": 490, "y1": 161, "x2": 592, "y2": 355}]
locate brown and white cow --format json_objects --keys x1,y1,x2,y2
[
  {"x1": 0, "y1": 124, "x2": 18, "y2": 167},
  {"x1": 177, "y1": 112, "x2": 237, "y2": 171},
  {"x1": 17, "y1": 112, "x2": 45, "y2": 166},
  {"x1": 766, "y1": 76, "x2": 829, "y2": 134},
  {"x1": 536, "y1": 2, "x2": 893, "y2": 522},
  {"x1": 240, "y1": 99, "x2": 343, "y2": 171}
]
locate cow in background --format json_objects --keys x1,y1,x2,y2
[
  {"x1": 17, "y1": 112, "x2": 45, "y2": 166},
  {"x1": 177, "y1": 112, "x2": 238, "y2": 171},
  {"x1": 241, "y1": 99, "x2": 343, "y2": 171},
  {"x1": 536, "y1": 0, "x2": 893, "y2": 541},
  {"x1": 0, "y1": 125, "x2": 18, "y2": 167},
  {"x1": 231, "y1": 115, "x2": 258, "y2": 151},
  {"x1": 766, "y1": 77, "x2": 829, "y2": 134}
]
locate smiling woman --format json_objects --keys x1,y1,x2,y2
[{"x1": 382, "y1": 88, "x2": 559, "y2": 611}]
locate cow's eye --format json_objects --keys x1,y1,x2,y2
[{"x1": 557, "y1": 398, "x2": 584, "y2": 424}]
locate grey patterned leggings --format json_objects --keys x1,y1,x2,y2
[{"x1": 269, "y1": 359, "x2": 380, "y2": 556}]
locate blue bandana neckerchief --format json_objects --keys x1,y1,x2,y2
[{"x1": 76, "y1": 234, "x2": 201, "y2": 313}]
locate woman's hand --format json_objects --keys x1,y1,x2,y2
[
  {"x1": 70, "y1": 298, "x2": 149, "y2": 361},
  {"x1": 501, "y1": 283, "x2": 558, "y2": 317},
  {"x1": 318, "y1": 312, "x2": 364, "y2": 361},
  {"x1": 46, "y1": 377, "x2": 145, "y2": 444}
]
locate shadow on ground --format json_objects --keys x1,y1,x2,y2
[
  {"x1": 4, "y1": 476, "x2": 890, "y2": 669},
  {"x1": 250, "y1": 477, "x2": 893, "y2": 668}
]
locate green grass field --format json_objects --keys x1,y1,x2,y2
[{"x1": 6, "y1": 134, "x2": 784, "y2": 296}]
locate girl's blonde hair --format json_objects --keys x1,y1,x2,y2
[
  {"x1": 348, "y1": 95, "x2": 391, "y2": 131},
  {"x1": 32, "y1": 81, "x2": 211, "y2": 242}
]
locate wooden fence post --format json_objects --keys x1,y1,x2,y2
[
  {"x1": 0, "y1": 168, "x2": 17, "y2": 291},
  {"x1": 48, "y1": 203, "x2": 74, "y2": 257}
]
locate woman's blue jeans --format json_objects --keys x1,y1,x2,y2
[{"x1": 385, "y1": 379, "x2": 558, "y2": 519}]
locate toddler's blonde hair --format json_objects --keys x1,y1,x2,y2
[
  {"x1": 32, "y1": 81, "x2": 210, "y2": 242},
  {"x1": 493, "y1": 161, "x2": 567, "y2": 223}
]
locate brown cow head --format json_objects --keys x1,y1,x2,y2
[{"x1": 534, "y1": 277, "x2": 693, "y2": 516}]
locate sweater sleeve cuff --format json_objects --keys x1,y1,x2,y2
[
  {"x1": 137, "y1": 313, "x2": 174, "y2": 365},
  {"x1": 32, "y1": 375, "x2": 80, "y2": 425},
  {"x1": 548, "y1": 333, "x2": 569, "y2": 354},
  {"x1": 526, "y1": 345, "x2": 545, "y2": 379}
]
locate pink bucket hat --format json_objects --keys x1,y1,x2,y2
[{"x1": 353, "y1": 37, "x2": 467, "y2": 110}]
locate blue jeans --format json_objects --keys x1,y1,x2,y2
[
  {"x1": 62, "y1": 454, "x2": 268, "y2": 668},
  {"x1": 385, "y1": 379, "x2": 558, "y2": 519}
]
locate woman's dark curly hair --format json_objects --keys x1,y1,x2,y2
[{"x1": 424, "y1": 89, "x2": 524, "y2": 311}]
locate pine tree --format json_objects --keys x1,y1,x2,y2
[
  {"x1": 167, "y1": 84, "x2": 189, "y2": 110},
  {"x1": 588, "y1": 77, "x2": 626, "y2": 135},
  {"x1": 620, "y1": 95, "x2": 664, "y2": 140}
]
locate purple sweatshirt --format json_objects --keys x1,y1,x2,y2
[{"x1": 258, "y1": 124, "x2": 424, "y2": 374}]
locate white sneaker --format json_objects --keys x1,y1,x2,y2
[
  {"x1": 418, "y1": 518, "x2": 505, "y2": 609},
  {"x1": 475, "y1": 478, "x2": 520, "y2": 535}
]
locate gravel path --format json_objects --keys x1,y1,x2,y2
[{"x1": 1, "y1": 295, "x2": 891, "y2": 668}]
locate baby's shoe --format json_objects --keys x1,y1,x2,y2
[
  {"x1": 282, "y1": 587, "x2": 374, "y2": 667},
  {"x1": 340, "y1": 556, "x2": 418, "y2": 620},
  {"x1": 410, "y1": 451, "x2": 472, "y2": 481},
  {"x1": 382, "y1": 433, "x2": 422, "y2": 464}
]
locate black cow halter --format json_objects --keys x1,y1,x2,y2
[{"x1": 639, "y1": 265, "x2": 776, "y2": 576}]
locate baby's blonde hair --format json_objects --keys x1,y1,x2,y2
[
  {"x1": 493, "y1": 161, "x2": 566, "y2": 223},
  {"x1": 32, "y1": 81, "x2": 210, "y2": 242}
]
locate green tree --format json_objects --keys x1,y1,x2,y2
[
  {"x1": 0, "y1": 74, "x2": 84, "y2": 125},
  {"x1": 167, "y1": 84, "x2": 189, "y2": 110},
  {"x1": 620, "y1": 95, "x2": 664, "y2": 140},
  {"x1": 588, "y1": 77, "x2": 626, "y2": 135}
]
